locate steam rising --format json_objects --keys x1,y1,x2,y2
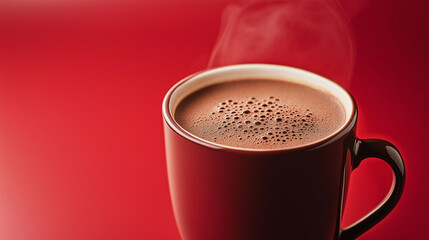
[{"x1": 209, "y1": 0, "x2": 356, "y2": 88}]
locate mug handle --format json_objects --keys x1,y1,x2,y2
[{"x1": 339, "y1": 139, "x2": 405, "y2": 240}]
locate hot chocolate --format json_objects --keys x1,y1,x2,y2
[{"x1": 175, "y1": 79, "x2": 345, "y2": 149}]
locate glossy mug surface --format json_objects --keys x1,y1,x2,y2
[{"x1": 162, "y1": 64, "x2": 405, "y2": 240}]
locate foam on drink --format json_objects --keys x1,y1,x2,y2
[{"x1": 175, "y1": 79, "x2": 345, "y2": 149}]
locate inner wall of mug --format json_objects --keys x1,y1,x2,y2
[{"x1": 170, "y1": 64, "x2": 353, "y2": 125}]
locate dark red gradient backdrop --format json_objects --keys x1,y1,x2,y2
[{"x1": 0, "y1": 0, "x2": 427, "y2": 239}]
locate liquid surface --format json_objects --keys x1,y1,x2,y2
[{"x1": 175, "y1": 80, "x2": 345, "y2": 149}]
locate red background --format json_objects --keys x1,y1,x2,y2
[{"x1": 0, "y1": 0, "x2": 428, "y2": 239}]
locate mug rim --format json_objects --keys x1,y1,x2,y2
[{"x1": 162, "y1": 64, "x2": 357, "y2": 153}]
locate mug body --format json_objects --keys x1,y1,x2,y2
[{"x1": 163, "y1": 64, "x2": 357, "y2": 240}]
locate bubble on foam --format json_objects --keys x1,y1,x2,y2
[{"x1": 199, "y1": 96, "x2": 321, "y2": 147}]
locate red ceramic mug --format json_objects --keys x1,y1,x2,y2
[{"x1": 162, "y1": 64, "x2": 405, "y2": 240}]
